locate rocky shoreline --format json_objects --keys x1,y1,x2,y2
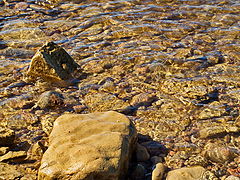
[{"x1": 0, "y1": 0, "x2": 240, "y2": 179}]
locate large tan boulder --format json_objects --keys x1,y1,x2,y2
[{"x1": 38, "y1": 111, "x2": 137, "y2": 180}]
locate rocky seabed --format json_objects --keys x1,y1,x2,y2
[{"x1": 0, "y1": 0, "x2": 240, "y2": 179}]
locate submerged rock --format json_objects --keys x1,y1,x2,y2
[
  {"x1": 0, "y1": 151, "x2": 27, "y2": 162},
  {"x1": 34, "y1": 91, "x2": 64, "y2": 110},
  {"x1": 27, "y1": 42, "x2": 80, "y2": 82},
  {"x1": 38, "y1": 111, "x2": 137, "y2": 180},
  {"x1": 166, "y1": 166, "x2": 216, "y2": 180},
  {"x1": 203, "y1": 143, "x2": 238, "y2": 163}
]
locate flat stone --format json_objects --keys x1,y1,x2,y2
[
  {"x1": 0, "y1": 151, "x2": 27, "y2": 162},
  {"x1": 38, "y1": 111, "x2": 137, "y2": 180},
  {"x1": 166, "y1": 166, "x2": 206, "y2": 180},
  {"x1": 199, "y1": 126, "x2": 227, "y2": 138},
  {"x1": 27, "y1": 41, "x2": 80, "y2": 82}
]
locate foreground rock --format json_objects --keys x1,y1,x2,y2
[
  {"x1": 38, "y1": 111, "x2": 137, "y2": 180},
  {"x1": 27, "y1": 41, "x2": 80, "y2": 82}
]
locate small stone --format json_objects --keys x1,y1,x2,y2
[
  {"x1": 73, "y1": 104, "x2": 87, "y2": 113},
  {"x1": 166, "y1": 166, "x2": 207, "y2": 180},
  {"x1": 203, "y1": 143, "x2": 238, "y2": 163},
  {"x1": 0, "y1": 147, "x2": 9, "y2": 156},
  {"x1": 199, "y1": 126, "x2": 227, "y2": 139},
  {"x1": 34, "y1": 91, "x2": 64, "y2": 109},
  {"x1": 0, "y1": 151, "x2": 27, "y2": 162},
  {"x1": 131, "y1": 93, "x2": 157, "y2": 107},
  {"x1": 136, "y1": 143, "x2": 150, "y2": 162},
  {"x1": 0, "y1": 128, "x2": 15, "y2": 146},
  {"x1": 14, "y1": 2, "x2": 29, "y2": 10},
  {"x1": 27, "y1": 41, "x2": 80, "y2": 82},
  {"x1": 152, "y1": 163, "x2": 165, "y2": 180}
]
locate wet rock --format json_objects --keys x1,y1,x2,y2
[
  {"x1": 131, "y1": 93, "x2": 157, "y2": 107},
  {"x1": 84, "y1": 92, "x2": 130, "y2": 112},
  {"x1": 7, "y1": 112, "x2": 38, "y2": 130},
  {"x1": 14, "y1": 2, "x2": 29, "y2": 10},
  {"x1": 0, "y1": 47, "x2": 35, "y2": 58},
  {"x1": 38, "y1": 111, "x2": 137, "y2": 180},
  {"x1": 166, "y1": 166, "x2": 208, "y2": 180},
  {"x1": 198, "y1": 101, "x2": 226, "y2": 119},
  {"x1": 0, "y1": 128, "x2": 15, "y2": 146},
  {"x1": 199, "y1": 126, "x2": 227, "y2": 139},
  {"x1": 152, "y1": 163, "x2": 166, "y2": 180},
  {"x1": 27, "y1": 42, "x2": 80, "y2": 82},
  {"x1": 0, "y1": 163, "x2": 22, "y2": 180},
  {"x1": 0, "y1": 151, "x2": 27, "y2": 162},
  {"x1": 0, "y1": 93, "x2": 33, "y2": 109},
  {"x1": 136, "y1": 143, "x2": 150, "y2": 162},
  {"x1": 34, "y1": 91, "x2": 64, "y2": 109},
  {"x1": 203, "y1": 143, "x2": 238, "y2": 163},
  {"x1": 187, "y1": 155, "x2": 209, "y2": 167}
]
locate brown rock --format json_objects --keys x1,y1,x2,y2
[
  {"x1": 203, "y1": 143, "x2": 238, "y2": 163},
  {"x1": 27, "y1": 42, "x2": 80, "y2": 82},
  {"x1": 166, "y1": 166, "x2": 206, "y2": 180},
  {"x1": 34, "y1": 91, "x2": 64, "y2": 109},
  {"x1": 38, "y1": 111, "x2": 137, "y2": 180},
  {"x1": 0, "y1": 151, "x2": 27, "y2": 162}
]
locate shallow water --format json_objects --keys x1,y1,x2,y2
[{"x1": 0, "y1": 0, "x2": 240, "y2": 179}]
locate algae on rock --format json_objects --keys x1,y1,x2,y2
[{"x1": 27, "y1": 42, "x2": 80, "y2": 82}]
